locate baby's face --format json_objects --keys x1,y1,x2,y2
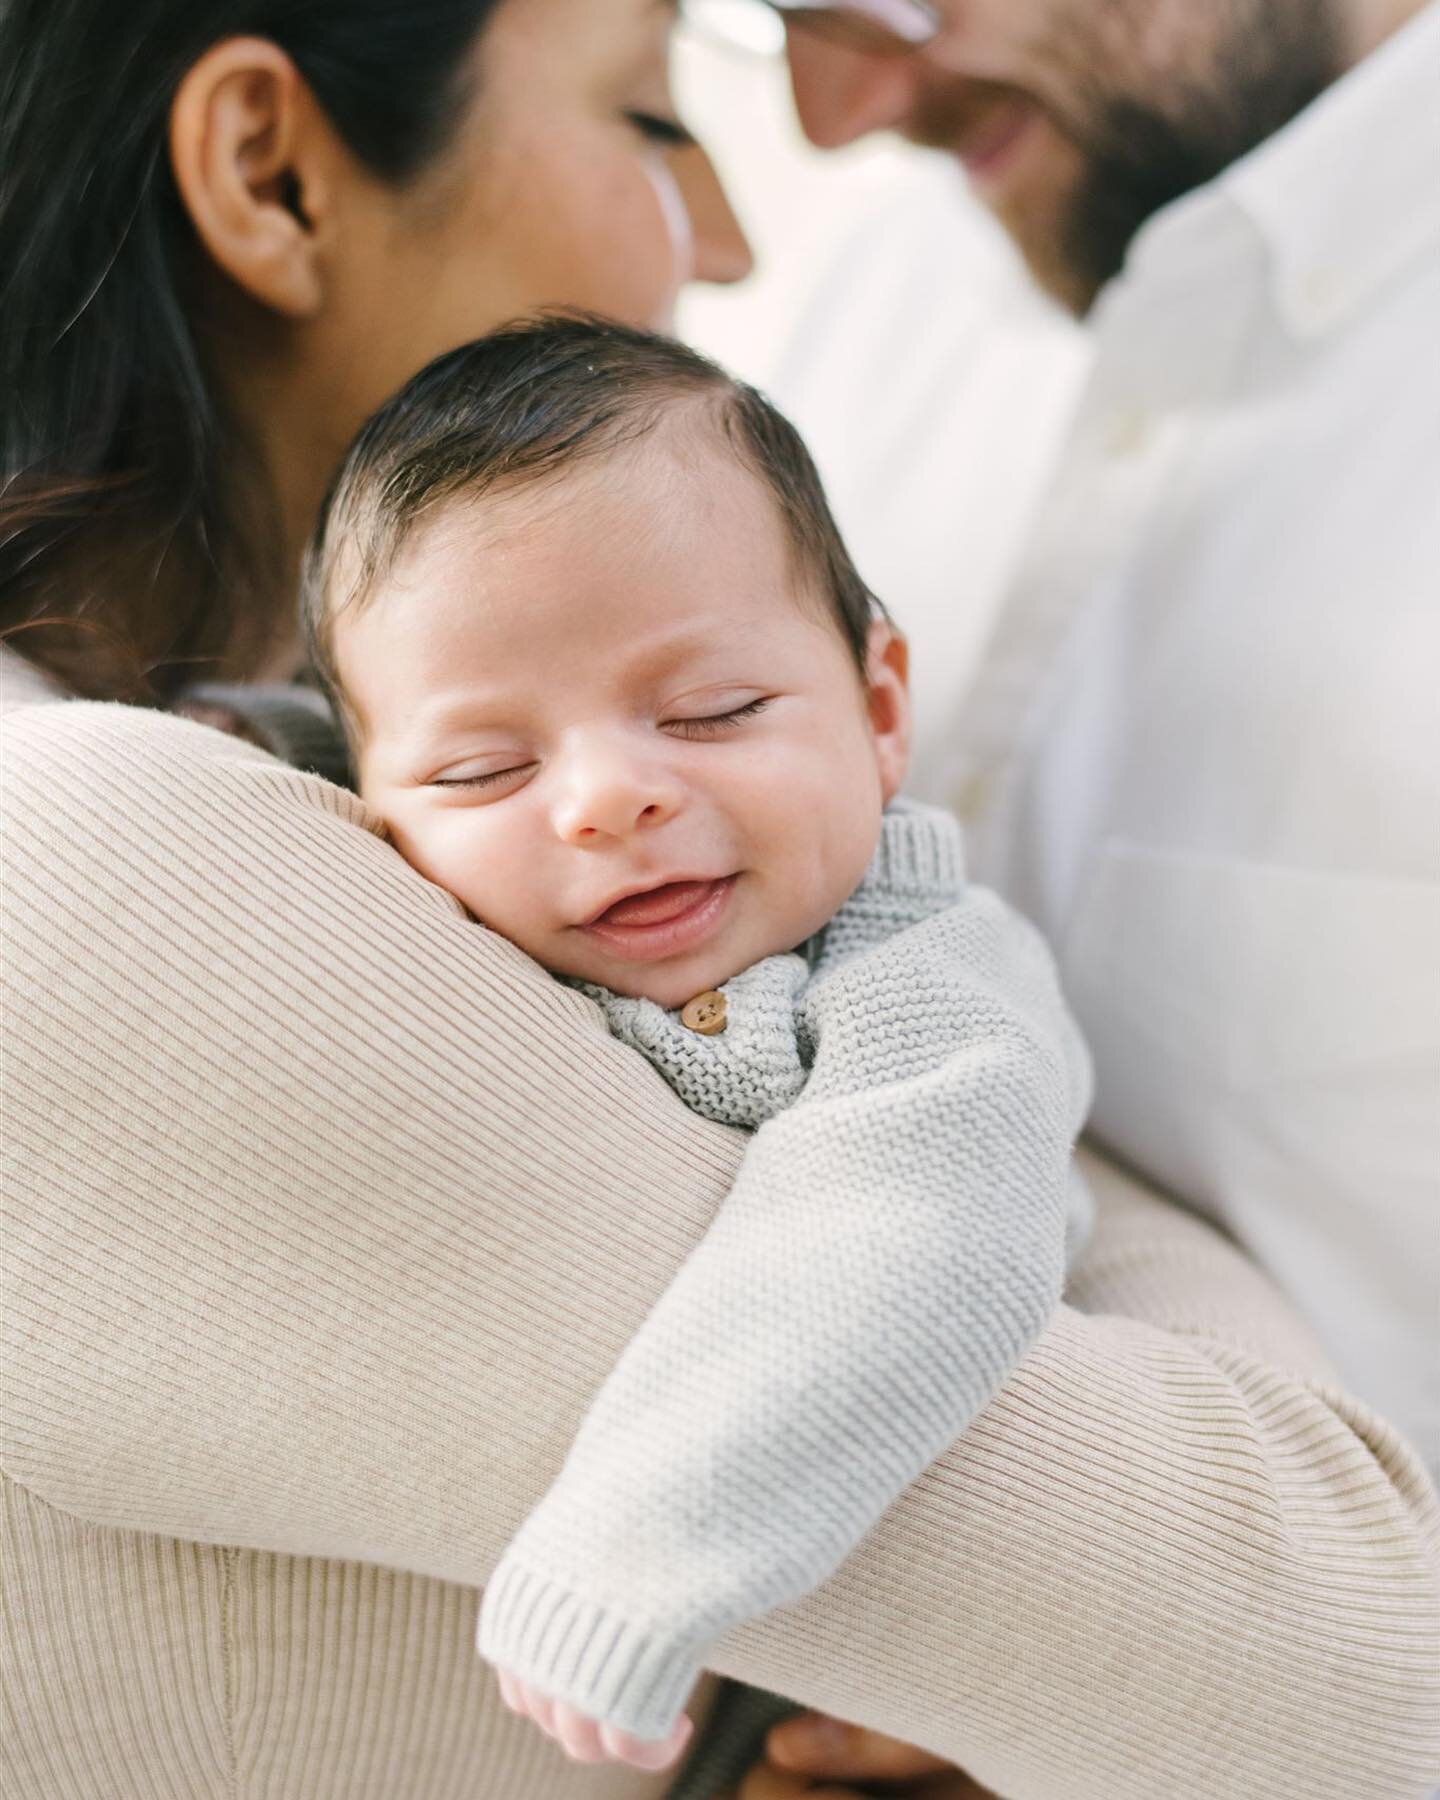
[{"x1": 339, "y1": 431, "x2": 909, "y2": 1007}]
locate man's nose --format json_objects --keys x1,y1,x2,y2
[
  {"x1": 784, "y1": 32, "x2": 921, "y2": 147},
  {"x1": 551, "y1": 750, "x2": 686, "y2": 846},
  {"x1": 673, "y1": 142, "x2": 755, "y2": 285}
]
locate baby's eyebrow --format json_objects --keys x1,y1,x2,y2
[
  {"x1": 400, "y1": 690, "x2": 512, "y2": 741},
  {"x1": 618, "y1": 624, "x2": 740, "y2": 681}
]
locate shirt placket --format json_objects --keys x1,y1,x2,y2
[{"x1": 949, "y1": 199, "x2": 1264, "y2": 902}]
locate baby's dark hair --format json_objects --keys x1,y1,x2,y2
[{"x1": 302, "y1": 313, "x2": 883, "y2": 728}]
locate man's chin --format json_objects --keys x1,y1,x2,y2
[
  {"x1": 1010, "y1": 221, "x2": 1106, "y2": 316},
  {"x1": 963, "y1": 138, "x2": 1103, "y2": 317}
]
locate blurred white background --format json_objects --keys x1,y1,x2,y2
[
  {"x1": 673, "y1": 14, "x2": 918, "y2": 383},
  {"x1": 671, "y1": 16, "x2": 1089, "y2": 799}
]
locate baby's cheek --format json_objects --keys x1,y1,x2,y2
[
  {"x1": 804, "y1": 797, "x2": 882, "y2": 903},
  {"x1": 474, "y1": 903, "x2": 558, "y2": 966},
  {"x1": 759, "y1": 863, "x2": 853, "y2": 961},
  {"x1": 442, "y1": 857, "x2": 528, "y2": 937},
  {"x1": 389, "y1": 810, "x2": 513, "y2": 929}
]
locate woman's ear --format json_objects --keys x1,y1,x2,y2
[
  {"x1": 169, "y1": 37, "x2": 331, "y2": 319},
  {"x1": 864, "y1": 618, "x2": 911, "y2": 804}
]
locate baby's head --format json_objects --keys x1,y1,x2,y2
[{"x1": 305, "y1": 315, "x2": 910, "y2": 1007}]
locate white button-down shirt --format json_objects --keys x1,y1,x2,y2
[{"x1": 778, "y1": 3, "x2": 1440, "y2": 1475}]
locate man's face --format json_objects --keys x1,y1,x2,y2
[{"x1": 785, "y1": 0, "x2": 1342, "y2": 311}]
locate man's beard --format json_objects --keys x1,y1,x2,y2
[
  {"x1": 1058, "y1": 3, "x2": 1344, "y2": 307},
  {"x1": 912, "y1": 2, "x2": 1347, "y2": 312}
]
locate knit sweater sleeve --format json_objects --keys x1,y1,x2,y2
[
  {"x1": 5, "y1": 701, "x2": 1439, "y2": 1800},
  {"x1": 477, "y1": 806, "x2": 1092, "y2": 1740}
]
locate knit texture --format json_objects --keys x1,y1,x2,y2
[
  {"x1": 478, "y1": 805, "x2": 1093, "y2": 1738},
  {"x1": 6, "y1": 683, "x2": 1440, "y2": 1799}
]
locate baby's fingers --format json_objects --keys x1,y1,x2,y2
[
  {"x1": 495, "y1": 1671, "x2": 692, "y2": 1771},
  {"x1": 496, "y1": 1672, "x2": 560, "y2": 1738},
  {"x1": 495, "y1": 1669, "x2": 528, "y2": 1716},
  {"x1": 524, "y1": 1690, "x2": 558, "y2": 1736},
  {"x1": 599, "y1": 1712, "x2": 694, "y2": 1771},
  {"x1": 546, "y1": 1702, "x2": 607, "y2": 1762}
]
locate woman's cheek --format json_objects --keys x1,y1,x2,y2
[
  {"x1": 637, "y1": 155, "x2": 694, "y2": 325},
  {"x1": 565, "y1": 153, "x2": 690, "y2": 328}
]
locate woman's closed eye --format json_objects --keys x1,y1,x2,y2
[
  {"x1": 624, "y1": 109, "x2": 695, "y2": 150},
  {"x1": 664, "y1": 697, "x2": 773, "y2": 738}
]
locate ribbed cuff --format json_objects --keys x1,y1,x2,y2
[
  {"x1": 863, "y1": 800, "x2": 967, "y2": 901},
  {"x1": 478, "y1": 1555, "x2": 708, "y2": 1741}
]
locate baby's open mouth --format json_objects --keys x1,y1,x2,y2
[
  {"x1": 581, "y1": 876, "x2": 738, "y2": 961},
  {"x1": 590, "y1": 880, "x2": 725, "y2": 928}
]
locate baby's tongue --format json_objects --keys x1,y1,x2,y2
[{"x1": 598, "y1": 880, "x2": 713, "y2": 926}]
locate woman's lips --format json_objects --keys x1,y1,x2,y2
[{"x1": 581, "y1": 876, "x2": 737, "y2": 962}]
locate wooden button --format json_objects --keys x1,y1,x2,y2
[{"x1": 680, "y1": 990, "x2": 727, "y2": 1034}]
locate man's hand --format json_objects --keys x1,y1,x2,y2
[{"x1": 723, "y1": 1711, "x2": 997, "y2": 1798}]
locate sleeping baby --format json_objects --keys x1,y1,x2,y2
[{"x1": 302, "y1": 314, "x2": 1092, "y2": 1774}]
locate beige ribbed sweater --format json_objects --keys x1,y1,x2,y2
[{"x1": 4, "y1": 687, "x2": 1439, "y2": 1800}]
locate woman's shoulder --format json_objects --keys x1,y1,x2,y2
[
  {"x1": 4, "y1": 689, "x2": 382, "y2": 857},
  {"x1": 2, "y1": 685, "x2": 567, "y2": 1021}
]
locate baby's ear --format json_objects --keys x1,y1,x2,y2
[{"x1": 864, "y1": 620, "x2": 911, "y2": 804}]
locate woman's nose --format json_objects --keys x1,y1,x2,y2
[
  {"x1": 784, "y1": 33, "x2": 921, "y2": 147},
  {"x1": 551, "y1": 756, "x2": 686, "y2": 846},
  {"x1": 673, "y1": 142, "x2": 754, "y2": 285}
]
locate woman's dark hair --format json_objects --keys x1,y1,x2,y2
[
  {"x1": 0, "y1": 0, "x2": 499, "y2": 702},
  {"x1": 302, "y1": 313, "x2": 885, "y2": 735}
]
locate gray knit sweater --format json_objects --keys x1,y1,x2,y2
[{"x1": 477, "y1": 801, "x2": 1093, "y2": 1742}]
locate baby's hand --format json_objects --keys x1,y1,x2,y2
[{"x1": 495, "y1": 1669, "x2": 694, "y2": 1770}]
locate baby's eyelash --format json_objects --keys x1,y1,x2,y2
[
  {"x1": 430, "y1": 764, "x2": 532, "y2": 791},
  {"x1": 666, "y1": 698, "x2": 773, "y2": 738},
  {"x1": 428, "y1": 703, "x2": 770, "y2": 785}
]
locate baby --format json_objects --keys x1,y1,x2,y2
[{"x1": 303, "y1": 316, "x2": 1092, "y2": 1776}]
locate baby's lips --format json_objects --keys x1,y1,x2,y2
[{"x1": 590, "y1": 878, "x2": 723, "y2": 928}]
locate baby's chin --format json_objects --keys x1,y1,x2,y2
[
  {"x1": 497, "y1": 922, "x2": 751, "y2": 1009},
  {"x1": 583, "y1": 952, "x2": 752, "y2": 1010},
  {"x1": 538, "y1": 878, "x2": 846, "y2": 1009},
  {"x1": 568, "y1": 925, "x2": 810, "y2": 1009}
]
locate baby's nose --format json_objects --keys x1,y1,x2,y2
[{"x1": 552, "y1": 761, "x2": 683, "y2": 845}]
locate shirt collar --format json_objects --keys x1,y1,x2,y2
[{"x1": 1116, "y1": 0, "x2": 1440, "y2": 344}]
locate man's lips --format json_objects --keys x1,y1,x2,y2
[
  {"x1": 953, "y1": 93, "x2": 1036, "y2": 182},
  {"x1": 579, "y1": 875, "x2": 738, "y2": 962},
  {"x1": 905, "y1": 75, "x2": 1043, "y2": 186}
]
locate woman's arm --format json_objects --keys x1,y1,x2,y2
[
  {"x1": 711, "y1": 1144, "x2": 1440, "y2": 1800},
  {"x1": 6, "y1": 703, "x2": 1439, "y2": 1800},
  {"x1": 4, "y1": 702, "x2": 748, "y2": 1573}
]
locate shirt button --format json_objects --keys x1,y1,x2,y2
[{"x1": 680, "y1": 990, "x2": 727, "y2": 1034}]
